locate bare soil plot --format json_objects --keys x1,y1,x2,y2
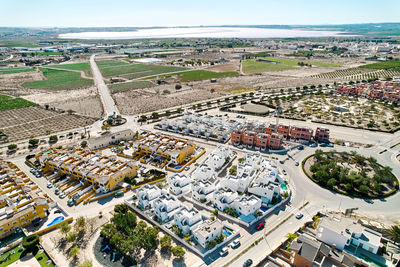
[{"x1": 0, "y1": 106, "x2": 96, "y2": 142}]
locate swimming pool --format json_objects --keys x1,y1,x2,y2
[
  {"x1": 260, "y1": 206, "x2": 268, "y2": 212},
  {"x1": 281, "y1": 184, "x2": 287, "y2": 190},
  {"x1": 223, "y1": 230, "x2": 232, "y2": 237},
  {"x1": 47, "y1": 216, "x2": 64, "y2": 227}
]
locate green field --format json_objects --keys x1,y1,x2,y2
[
  {"x1": 242, "y1": 57, "x2": 339, "y2": 74},
  {"x1": 0, "y1": 67, "x2": 34, "y2": 75},
  {"x1": 179, "y1": 70, "x2": 238, "y2": 82},
  {"x1": 46, "y1": 62, "x2": 92, "y2": 76},
  {"x1": 34, "y1": 51, "x2": 63, "y2": 56},
  {"x1": 96, "y1": 60, "x2": 186, "y2": 79},
  {"x1": 109, "y1": 80, "x2": 154, "y2": 93},
  {"x1": 0, "y1": 41, "x2": 41, "y2": 48},
  {"x1": 23, "y1": 68, "x2": 93, "y2": 90},
  {"x1": 360, "y1": 60, "x2": 400, "y2": 71},
  {"x1": 0, "y1": 94, "x2": 36, "y2": 111}
]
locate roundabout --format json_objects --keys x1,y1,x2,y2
[{"x1": 302, "y1": 150, "x2": 399, "y2": 199}]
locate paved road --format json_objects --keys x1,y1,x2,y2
[{"x1": 90, "y1": 54, "x2": 119, "y2": 116}]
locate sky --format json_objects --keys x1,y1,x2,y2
[{"x1": 1, "y1": 0, "x2": 399, "y2": 27}]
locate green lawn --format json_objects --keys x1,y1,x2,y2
[
  {"x1": 179, "y1": 70, "x2": 238, "y2": 82},
  {"x1": 109, "y1": 80, "x2": 154, "y2": 93},
  {"x1": 34, "y1": 52, "x2": 63, "y2": 56},
  {"x1": 0, "y1": 67, "x2": 34, "y2": 75},
  {"x1": 0, "y1": 246, "x2": 24, "y2": 266},
  {"x1": 96, "y1": 60, "x2": 186, "y2": 79},
  {"x1": 0, "y1": 94, "x2": 36, "y2": 111},
  {"x1": 360, "y1": 60, "x2": 400, "y2": 71},
  {"x1": 23, "y1": 68, "x2": 93, "y2": 90},
  {"x1": 46, "y1": 62, "x2": 92, "y2": 76},
  {"x1": 0, "y1": 246, "x2": 54, "y2": 267},
  {"x1": 242, "y1": 57, "x2": 339, "y2": 74},
  {"x1": 0, "y1": 41, "x2": 41, "y2": 48}
]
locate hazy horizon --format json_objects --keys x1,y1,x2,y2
[{"x1": 1, "y1": 0, "x2": 399, "y2": 28}]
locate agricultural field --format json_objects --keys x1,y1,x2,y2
[
  {"x1": 96, "y1": 60, "x2": 186, "y2": 79},
  {"x1": 0, "y1": 106, "x2": 96, "y2": 142},
  {"x1": 23, "y1": 68, "x2": 93, "y2": 90},
  {"x1": 265, "y1": 92, "x2": 400, "y2": 132},
  {"x1": 46, "y1": 62, "x2": 92, "y2": 76},
  {"x1": 109, "y1": 80, "x2": 154, "y2": 93},
  {"x1": 0, "y1": 67, "x2": 34, "y2": 75},
  {"x1": 360, "y1": 59, "x2": 400, "y2": 71},
  {"x1": 312, "y1": 67, "x2": 400, "y2": 81},
  {"x1": 242, "y1": 57, "x2": 339, "y2": 74},
  {"x1": 179, "y1": 70, "x2": 238, "y2": 82},
  {"x1": 33, "y1": 51, "x2": 63, "y2": 56},
  {"x1": 0, "y1": 94, "x2": 36, "y2": 111}
]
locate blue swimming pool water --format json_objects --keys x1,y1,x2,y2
[
  {"x1": 47, "y1": 216, "x2": 64, "y2": 227},
  {"x1": 260, "y1": 206, "x2": 268, "y2": 212},
  {"x1": 281, "y1": 184, "x2": 287, "y2": 190},
  {"x1": 223, "y1": 230, "x2": 232, "y2": 236}
]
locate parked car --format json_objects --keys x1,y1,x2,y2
[
  {"x1": 243, "y1": 259, "x2": 253, "y2": 267},
  {"x1": 327, "y1": 143, "x2": 334, "y2": 147},
  {"x1": 59, "y1": 193, "x2": 66, "y2": 199},
  {"x1": 296, "y1": 213, "x2": 304, "y2": 219},
  {"x1": 54, "y1": 189, "x2": 61, "y2": 195},
  {"x1": 47, "y1": 182, "x2": 53, "y2": 189},
  {"x1": 295, "y1": 161, "x2": 299, "y2": 166},
  {"x1": 282, "y1": 169, "x2": 287, "y2": 175},
  {"x1": 230, "y1": 239, "x2": 240, "y2": 249},
  {"x1": 256, "y1": 222, "x2": 264, "y2": 230},
  {"x1": 219, "y1": 247, "x2": 228, "y2": 256},
  {"x1": 67, "y1": 199, "x2": 75, "y2": 206},
  {"x1": 54, "y1": 209, "x2": 62, "y2": 214}
]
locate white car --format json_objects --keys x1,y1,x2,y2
[
  {"x1": 219, "y1": 247, "x2": 228, "y2": 256},
  {"x1": 47, "y1": 182, "x2": 53, "y2": 189},
  {"x1": 230, "y1": 239, "x2": 240, "y2": 249},
  {"x1": 296, "y1": 213, "x2": 304, "y2": 219},
  {"x1": 59, "y1": 193, "x2": 66, "y2": 199}
]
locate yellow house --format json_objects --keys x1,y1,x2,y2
[
  {"x1": 36, "y1": 147, "x2": 138, "y2": 193},
  {"x1": 133, "y1": 132, "x2": 197, "y2": 165},
  {"x1": 0, "y1": 161, "x2": 51, "y2": 239}
]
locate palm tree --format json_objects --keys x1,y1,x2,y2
[
  {"x1": 285, "y1": 232, "x2": 298, "y2": 241},
  {"x1": 387, "y1": 225, "x2": 400, "y2": 242}
]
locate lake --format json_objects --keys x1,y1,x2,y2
[{"x1": 58, "y1": 27, "x2": 347, "y2": 39}]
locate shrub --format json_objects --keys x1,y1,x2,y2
[
  {"x1": 22, "y1": 234, "x2": 40, "y2": 252},
  {"x1": 175, "y1": 84, "x2": 182, "y2": 90},
  {"x1": 7, "y1": 144, "x2": 17, "y2": 150},
  {"x1": 171, "y1": 246, "x2": 185, "y2": 258}
]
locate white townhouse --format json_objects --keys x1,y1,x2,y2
[
  {"x1": 233, "y1": 195, "x2": 262, "y2": 217},
  {"x1": 168, "y1": 173, "x2": 191, "y2": 195},
  {"x1": 136, "y1": 184, "x2": 161, "y2": 210},
  {"x1": 316, "y1": 216, "x2": 382, "y2": 254},
  {"x1": 193, "y1": 220, "x2": 223, "y2": 248},
  {"x1": 213, "y1": 187, "x2": 238, "y2": 212},
  {"x1": 247, "y1": 180, "x2": 280, "y2": 204},
  {"x1": 220, "y1": 164, "x2": 257, "y2": 193},
  {"x1": 192, "y1": 180, "x2": 216, "y2": 202},
  {"x1": 191, "y1": 164, "x2": 214, "y2": 181},
  {"x1": 153, "y1": 194, "x2": 181, "y2": 223},
  {"x1": 174, "y1": 205, "x2": 203, "y2": 235}
]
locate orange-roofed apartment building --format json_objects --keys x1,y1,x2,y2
[{"x1": 290, "y1": 126, "x2": 313, "y2": 141}]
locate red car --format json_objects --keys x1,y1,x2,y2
[{"x1": 256, "y1": 222, "x2": 264, "y2": 230}]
